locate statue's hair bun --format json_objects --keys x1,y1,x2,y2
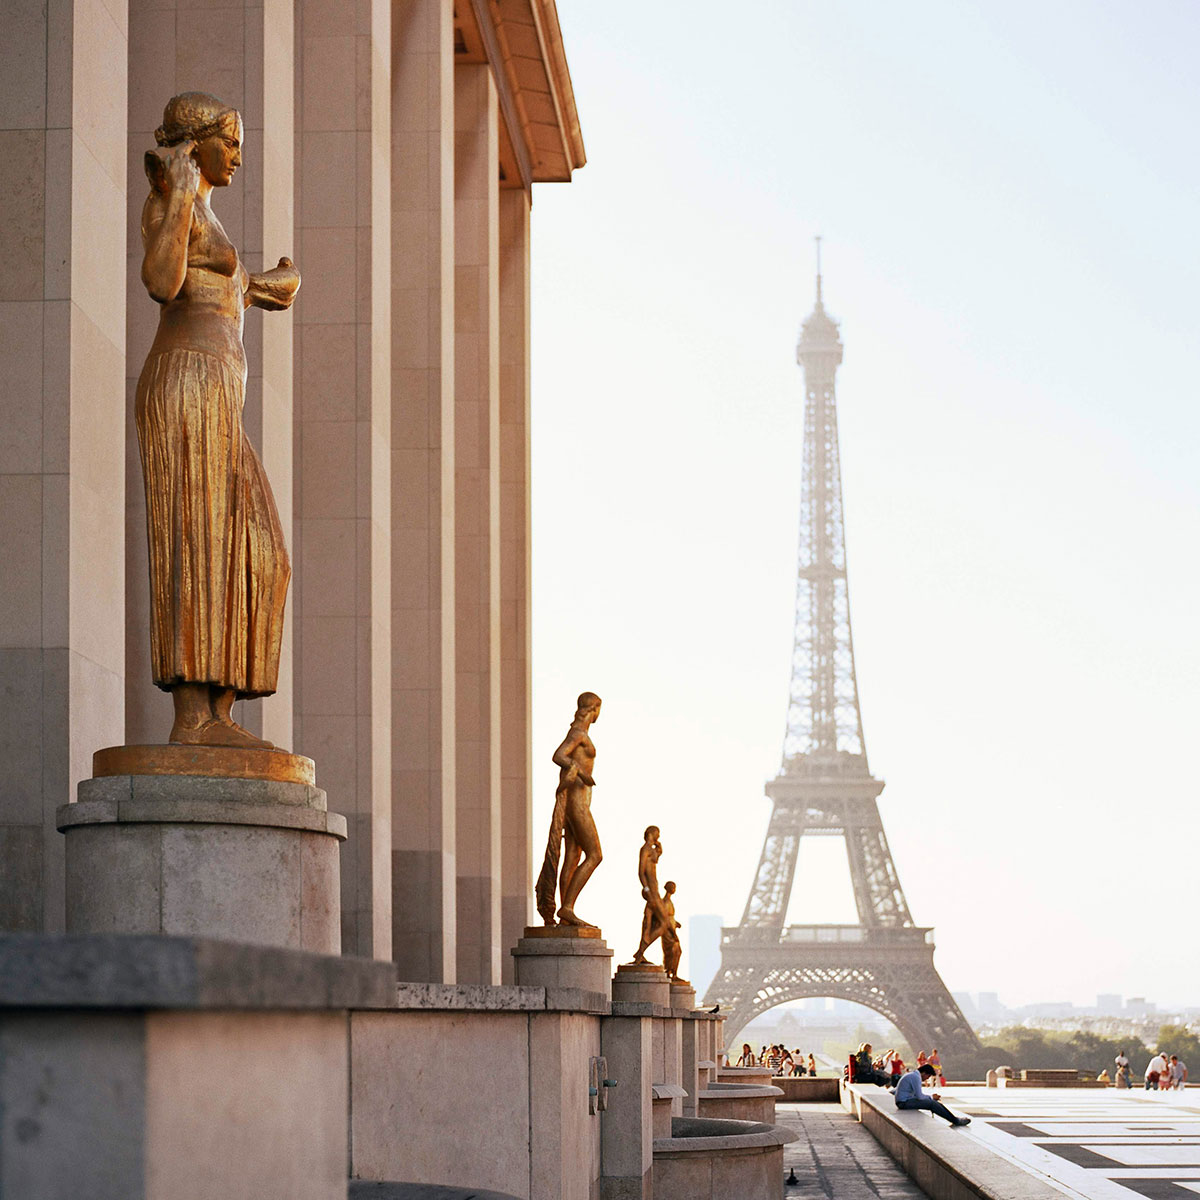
[{"x1": 155, "y1": 92, "x2": 236, "y2": 147}]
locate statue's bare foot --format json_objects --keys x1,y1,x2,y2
[
  {"x1": 172, "y1": 718, "x2": 274, "y2": 750},
  {"x1": 556, "y1": 905, "x2": 597, "y2": 929}
]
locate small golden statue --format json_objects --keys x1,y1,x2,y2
[
  {"x1": 660, "y1": 882, "x2": 685, "y2": 983},
  {"x1": 535, "y1": 692, "x2": 603, "y2": 928},
  {"x1": 136, "y1": 93, "x2": 300, "y2": 749},
  {"x1": 632, "y1": 826, "x2": 686, "y2": 981}
]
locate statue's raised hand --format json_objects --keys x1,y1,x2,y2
[
  {"x1": 144, "y1": 141, "x2": 200, "y2": 197},
  {"x1": 167, "y1": 143, "x2": 201, "y2": 195}
]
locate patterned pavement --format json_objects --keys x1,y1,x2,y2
[
  {"x1": 776, "y1": 1101, "x2": 932, "y2": 1198},
  {"x1": 949, "y1": 1086, "x2": 1200, "y2": 1199}
]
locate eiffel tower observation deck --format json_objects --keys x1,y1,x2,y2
[{"x1": 705, "y1": 247, "x2": 980, "y2": 1061}]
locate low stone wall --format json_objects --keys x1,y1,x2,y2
[
  {"x1": 842, "y1": 1085, "x2": 1066, "y2": 1200},
  {"x1": 349, "y1": 1185, "x2": 520, "y2": 1199},
  {"x1": 773, "y1": 1075, "x2": 840, "y2": 1102}
]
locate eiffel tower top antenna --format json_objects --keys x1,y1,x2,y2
[{"x1": 815, "y1": 235, "x2": 822, "y2": 305}]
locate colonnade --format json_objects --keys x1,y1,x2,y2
[{"x1": 0, "y1": 0, "x2": 584, "y2": 985}]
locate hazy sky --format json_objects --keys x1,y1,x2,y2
[{"x1": 527, "y1": 1, "x2": 1199, "y2": 1010}]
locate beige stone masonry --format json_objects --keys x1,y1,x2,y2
[
  {"x1": 389, "y1": 0, "x2": 458, "y2": 982},
  {"x1": 293, "y1": 0, "x2": 393, "y2": 960},
  {"x1": 453, "y1": 61, "x2": 502, "y2": 985},
  {"x1": 0, "y1": 0, "x2": 129, "y2": 933}
]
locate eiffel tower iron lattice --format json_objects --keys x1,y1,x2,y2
[{"x1": 704, "y1": 249, "x2": 980, "y2": 1061}]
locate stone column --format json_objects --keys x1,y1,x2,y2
[
  {"x1": 292, "y1": 0, "x2": 393, "y2": 959},
  {"x1": 124, "y1": 0, "x2": 296, "y2": 749},
  {"x1": 390, "y1": 0, "x2": 457, "y2": 982},
  {"x1": 498, "y1": 188, "x2": 532, "y2": 981},
  {"x1": 453, "y1": 63, "x2": 501, "y2": 986},
  {"x1": 0, "y1": 0, "x2": 128, "y2": 932},
  {"x1": 599, "y1": 1016, "x2": 653, "y2": 1199}
]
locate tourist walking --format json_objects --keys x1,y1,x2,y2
[{"x1": 894, "y1": 1064, "x2": 971, "y2": 1126}]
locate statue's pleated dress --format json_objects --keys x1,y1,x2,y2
[{"x1": 136, "y1": 348, "x2": 288, "y2": 698}]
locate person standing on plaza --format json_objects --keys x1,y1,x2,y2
[
  {"x1": 1115, "y1": 1049, "x2": 1130, "y2": 1076},
  {"x1": 1145, "y1": 1051, "x2": 1168, "y2": 1090},
  {"x1": 1115, "y1": 1061, "x2": 1132, "y2": 1089},
  {"x1": 807, "y1": 1053, "x2": 817, "y2": 1077},
  {"x1": 929, "y1": 1048, "x2": 945, "y2": 1086},
  {"x1": 894, "y1": 1064, "x2": 971, "y2": 1126}
]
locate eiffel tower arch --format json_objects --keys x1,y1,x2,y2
[{"x1": 705, "y1": 247, "x2": 980, "y2": 1061}]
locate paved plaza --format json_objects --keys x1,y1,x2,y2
[
  {"x1": 949, "y1": 1086, "x2": 1200, "y2": 1198},
  {"x1": 777, "y1": 1102, "x2": 931, "y2": 1198}
]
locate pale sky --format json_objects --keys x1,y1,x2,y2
[{"x1": 528, "y1": 1, "x2": 1200, "y2": 1010}]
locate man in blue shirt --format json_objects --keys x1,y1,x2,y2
[{"x1": 894, "y1": 1064, "x2": 971, "y2": 1126}]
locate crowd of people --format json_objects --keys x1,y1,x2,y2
[
  {"x1": 848, "y1": 1041, "x2": 970, "y2": 1126},
  {"x1": 1104, "y1": 1048, "x2": 1189, "y2": 1091},
  {"x1": 734, "y1": 1042, "x2": 819, "y2": 1076},
  {"x1": 848, "y1": 1043, "x2": 946, "y2": 1088}
]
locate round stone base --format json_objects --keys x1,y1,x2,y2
[
  {"x1": 669, "y1": 982, "x2": 697, "y2": 1011},
  {"x1": 93, "y1": 743, "x2": 315, "y2": 785},
  {"x1": 511, "y1": 934, "x2": 613, "y2": 997},
  {"x1": 58, "y1": 773, "x2": 346, "y2": 953},
  {"x1": 612, "y1": 963, "x2": 671, "y2": 1007}
]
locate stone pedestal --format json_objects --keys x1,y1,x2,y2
[
  {"x1": 669, "y1": 981, "x2": 697, "y2": 1011},
  {"x1": 510, "y1": 927, "x2": 613, "y2": 999},
  {"x1": 58, "y1": 747, "x2": 345, "y2": 953},
  {"x1": 612, "y1": 963, "x2": 671, "y2": 1007}
]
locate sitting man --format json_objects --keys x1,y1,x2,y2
[{"x1": 894, "y1": 1063, "x2": 971, "y2": 1127}]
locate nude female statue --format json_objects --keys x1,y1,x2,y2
[
  {"x1": 535, "y1": 692, "x2": 603, "y2": 927},
  {"x1": 137, "y1": 93, "x2": 300, "y2": 748}
]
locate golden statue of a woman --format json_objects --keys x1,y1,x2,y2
[
  {"x1": 136, "y1": 93, "x2": 299, "y2": 749},
  {"x1": 535, "y1": 692, "x2": 603, "y2": 927}
]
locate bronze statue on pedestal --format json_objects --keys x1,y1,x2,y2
[
  {"x1": 535, "y1": 692, "x2": 603, "y2": 928},
  {"x1": 136, "y1": 92, "x2": 300, "y2": 749},
  {"x1": 632, "y1": 826, "x2": 686, "y2": 981}
]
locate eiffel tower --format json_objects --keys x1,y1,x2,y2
[{"x1": 704, "y1": 246, "x2": 980, "y2": 1061}]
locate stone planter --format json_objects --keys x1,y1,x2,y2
[
  {"x1": 653, "y1": 1116, "x2": 798, "y2": 1200},
  {"x1": 698, "y1": 1080, "x2": 782, "y2": 1124}
]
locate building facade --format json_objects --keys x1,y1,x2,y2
[{"x1": 0, "y1": 0, "x2": 585, "y2": 985}]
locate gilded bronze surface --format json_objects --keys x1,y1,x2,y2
[
  {"x1": 520, "y1": 924, "x2": 602, "y2": 940},
  {"x1": 660, "y1": 881, "x2": 686, "y2": 983},
  {"x1": 632, "y1": 825, "x2": 668, "y2": 963},
  {"x1": 631, "y1": 826, "x2": 685, "y2": 979},
  {"x1": 136, "y1": 92, "x2": 300, "y2": 750},
  {"x1": 535, "y1": 692, "x2": 603, "y2": 928},
  {"x1": 93, "y1": 745, "x2": 315, "y2": 786}
]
